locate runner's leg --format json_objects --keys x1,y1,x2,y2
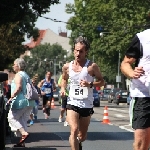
[
  {"x1": 78, "y1": 115, "x2": 91, "y2": 142},
  {"x1": 133, "y1": 128, "x2": 150, "y2": 150},
  {"x1": 67, "y1": 109, "x2": 79, "y2": 150},
  {"x1": 42, "y1": 95, "x2": 47, "y2": 113}
]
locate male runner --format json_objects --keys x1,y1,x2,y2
[{"x1": 61, "y1": 36, "x2": 105, "y2": 150}]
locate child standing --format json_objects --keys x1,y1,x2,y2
[{"x1": 29, "y1": 79, "x2": 41, "y2": 125}]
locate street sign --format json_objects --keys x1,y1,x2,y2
[
  {"x1": 97, "y1": 26, "x2": 103, "y2": 31},
  {"x1": 116, "y1": 75, "x2": 121, "y2": 82}
]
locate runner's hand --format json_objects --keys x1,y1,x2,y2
[
  {"x1": 41, "y1": 91, "x2": 46, "y2": 95},
  {"x1": 131, "y1": 67, "x2": 145, "y2": 79},
  {"x1": 80, "y1": 80, "x2": 89, "y2": 87}
]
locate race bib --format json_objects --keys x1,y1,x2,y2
[
  {"x1": 44, "y1": 88, "x2": 51, "y2": 94},
  {"x1": 70, "y1": 84, "x2": 88, "y2": 99}
]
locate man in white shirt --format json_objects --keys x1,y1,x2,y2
[
  {"x1": 61, "y1": 36, "x2": 105, "y2": 150},
  {"x1": 121, "y1": 29, "x2": 150, "y2": 150}
]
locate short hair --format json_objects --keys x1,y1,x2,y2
[
  {"x1": 45, "y1": 71, "x2": 53, "y2": 75},
  {"x1": 15, "y1": 58, "x2": 26, "y2": 70},
  {"x1": 74, "y1": 36, "x2": 90, "y2": 51}
]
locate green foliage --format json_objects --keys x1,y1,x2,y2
[
  {"x1": 0, "y1": 0, "x2": 60, "y2": 70},
  {"x1": 65, "y1": 0, "x2": 150, "y2": 85},
  {"x1": 24, "y1": 43, "x2": 67, "y2": 80}
]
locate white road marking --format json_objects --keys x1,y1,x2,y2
[
  {"x1": 124, "y1": 124, "x2": 131, "y2": 127},
  {"x1": 115, "y1": 114, "x2": 126, "y2": 118},
  {"x1": 119, "y1": 125, "x2": 134, "y2": 132},
  {"x1": 97, "y1": 118, "x2": 133, "y2": 132},
  {"x1": 108, "y1": 108, "x2": 128, "y2": 113}
]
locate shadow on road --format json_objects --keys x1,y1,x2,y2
[
  {"x1": 9, "y1": 132, "x2": 70, "y2": 150},
  {"x1": 87, "y1": 131, "x2": 133, "y2": 141},
  {"x1": 7, "y1": 148, "x2": 57, "y2": 150},
  {"x1": 11, "y1": 132, "x2": 62, "y2": 143}
]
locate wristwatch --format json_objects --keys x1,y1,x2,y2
[{"x1": 89, "y1": 82, "x2": 93, "y2": 88}]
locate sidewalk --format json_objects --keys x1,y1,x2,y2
[{"x1": 5, "y1": 102, "x2": 70, "y2": 150}]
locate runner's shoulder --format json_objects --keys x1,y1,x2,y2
[{"x1": 41, "y1": 79, "x2": 46, "y2": 84}]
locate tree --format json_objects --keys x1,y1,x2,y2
[
  {"x1": 0, "y1": 0, "x2": 60, "y2": 69},
  {"x1": 24, "y1": 43, "x2": 67, "y2": 80},
  {"x1": 65, "y1": 0, "x2": 150, "y2": 87}
]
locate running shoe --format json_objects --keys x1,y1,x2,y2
[
  {"x1": 29, "y1": 120, "x2": 34, "y2": 125},
  {"x1": 58, "y1": 117, "x2": 62, "y2": 122},
  {"x1": 64, "y1": 121, "x2": 69, "y2": 126}
]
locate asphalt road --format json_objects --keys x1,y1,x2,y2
[
  {"x1": 5, "y1": 100, "x2": 134, "y2": 150},
  {"x1": 93, "y1": 100, "x2": 133, "y2": 132}
]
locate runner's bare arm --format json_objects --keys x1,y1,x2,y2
[
  {"x1": 39, "y1": 79, "x2": 44, "y2": 88},
  {"x1": 61, "y1": 63, "x2": 69, "y2": 91},
  {"x1": 39, "y1": 79, "x2": 46, "y2": 95},
  {"x1": 92, "y1": 63, "x2": 105, "y2": 87},
  {"x1": 121, "y1": 56, "x2": 144, "y2": 79},
  {"x1": 120, "y1": 56, "x2": 136, "y2": 78}
]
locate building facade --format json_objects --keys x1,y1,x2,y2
[{"x1": 25, "y1": 29, "x2": 72, "y2": 56}]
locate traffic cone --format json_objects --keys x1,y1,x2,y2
[
  {"x1": 51, "y1": 98, "x2": 56, "y2": 109},
  {"x1": 102, "y1": 106, "x2": 110, "y2": 124}
]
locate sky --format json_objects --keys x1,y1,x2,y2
[
  {"x1": 35, "y1": 0, "x2": 74, "y2": 36},
  {"x1": 24, "y1": 0, "x2": 74, "y2": 43}
]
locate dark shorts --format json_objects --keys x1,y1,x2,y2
[
  {"x1": 43, "y1": 95, "x2": 53, "y2": 106},
  {"x1": 66, "y1": 104, "x2": 94, "y2": 117},
  {"x1": 132, "y1": 97, "x2": 150, "y2": 129},
  {"x1": 61, "y1": 96, "x2": 67, "y2": 109}
]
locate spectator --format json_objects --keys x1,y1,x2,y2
[
  {"x1": 29, "y1": 78, "x2": 41, "y2": 125},
  {"x1": 7, "y1": 58, "x2": 35, "y2": 147}
]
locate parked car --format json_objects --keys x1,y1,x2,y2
[
  {"x1": 53, "y1": 87, "x2": 60, "y2": 101},
  {"x1": 101, "y1": 88, "x2": 111, "y2": 101},
  {"x1": 113, "y1": 90, "x2": 129, "y2": 105},
  {"x1": 0, "y1": 72, "x2": 9, "y2": 150},
  {"x1": 108, "y1": 88, "x2": 121, "y2": 103},
  {"x1": 93, "y1": 88, "x2": 100, "y2": 107},
  {"x1": 127, "y1": 92, "x2": 132, "y2": 105}
]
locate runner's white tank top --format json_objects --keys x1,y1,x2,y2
[{"x1": 67, "y1": 59, "x2": 94, "y2": 108}]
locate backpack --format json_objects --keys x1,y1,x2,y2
[{"x1": 20, "y1": 73, "x2": 39, "y2": 101}]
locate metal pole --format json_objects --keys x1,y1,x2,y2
[
  {"x1": 93, "y1": 55, "x2": 94, "y2": 62},
  {"x1": 54, "y1": 59, "x2": 56, "y2": 81},
  {"x1": 117, "y1": 51, "x2": 121, "y2": 88}
]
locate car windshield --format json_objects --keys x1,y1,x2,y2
[
  {"x1": 112, "y1": 88, "x2": 121, "y2": 93},
  {"x1": 103, "y1": 89, "x2": 111, "y2": 94}
]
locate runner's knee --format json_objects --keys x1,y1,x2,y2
[
  {"x1": 78, "y1": 133, "x2": 87, "y2": 142},
  {"x1": 133, "y1": 133, "x2": 149, "y2": 150},
  {"x1": 70, "y1": 126, "x2": 78, "y2": 136}
]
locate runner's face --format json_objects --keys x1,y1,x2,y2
[
  {"x1": 74, "y1": 43, "x2": 87, "y2": 61},
  {"x1": 46, "y1": 72, "x2": 51, "y2": 78}
]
